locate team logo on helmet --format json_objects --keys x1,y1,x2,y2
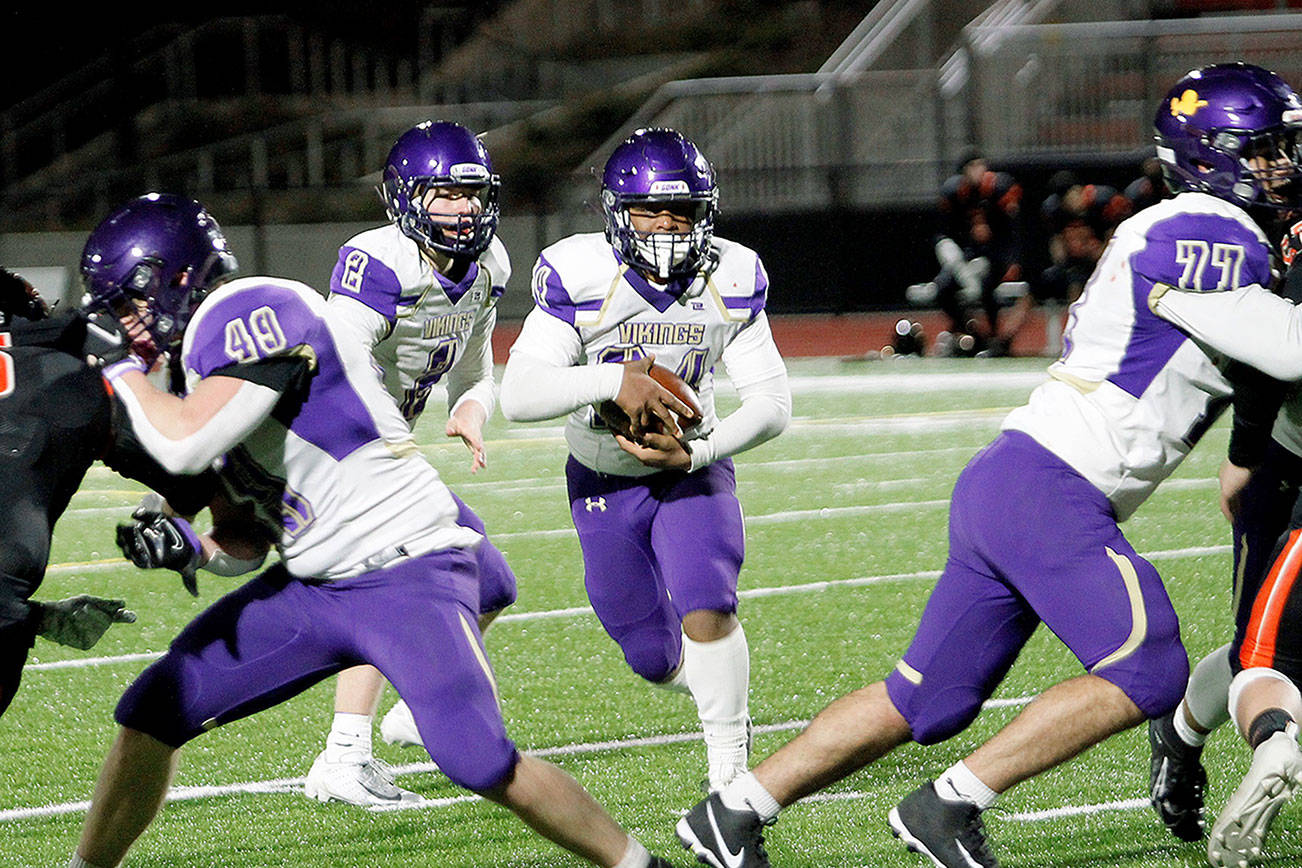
[{"x1": 1169, "y1": 89, "x2": 1209, "y2": 118}]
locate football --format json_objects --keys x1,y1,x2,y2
[{"x1": 596, "y1": 363, "x2": 702, "y2": 439}]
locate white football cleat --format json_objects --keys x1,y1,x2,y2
[
  {"x1": 379, "y1": 699, "x2": 424, "y2": 748},
  {"x1": 303, "y1": 750, "x2": 421, "y2": 807},
  {"x1": 1208, "y1": 729, "x2": 1302, "y2": 868}
]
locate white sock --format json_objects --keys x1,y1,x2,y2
[
  {"x1": 654, "y1": 658, "x2": 692, "y2": 696},
  {"x1": 1183, "y1": 643, "x2": 1233, "y2": 737},
  {"x1": 612, "y1": 836, "x2": 650, "y2": 868},
  {"x1": 720, "y1": 771, "x2": 782, "y2": 822},
  {"x1": 683, "y1": 625, "x2": 751, "y2": 787},
  {"x1": 68, "y1": 855, "x2": 108, "y2": 868},
  {"x1": 325, "y1": 712, "x2": 373, "y2": 764},
  {"x1": 1173, "y1": 701, "x2": 1208, "y2": 748},
  {"x1": 935, "y1": 760, "x2": 999, "y2": 809}
]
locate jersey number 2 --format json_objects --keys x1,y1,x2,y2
[{"x1": 0, "y1": 332, "x2": 12, "y2": 399}]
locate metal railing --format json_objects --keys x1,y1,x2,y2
[
  {"x1": 569, "y1": 12, "x2": 1302, "y2": 218},
  {"x1": 960, "y1": 14, "x2": 1302, "y2": 156}
]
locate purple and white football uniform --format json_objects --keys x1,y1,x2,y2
[
  {"x1": 507, "y1": 232, "x2": 787, "y2": 681},
  {"x1": 328, "y1": 226, "x2": 515, "y2": 613},
  {"x1": 114, "y1": 277, "x2": 517, "y2": 789},
  {"x1": 886, "y1": 191, "x2": 1286, "y2": 740}
]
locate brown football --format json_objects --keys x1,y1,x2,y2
[{"x1": 595, "y1": 363, "x2": 702, "y2": 438}]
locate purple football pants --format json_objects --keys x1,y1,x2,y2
[
  {"x1": 566, "y1": 457, "x2": 745, "y2": 683},
  {"x1": 451, "y1": 493, "x2": 517, "y2": 615},
  {"x1": 115, "y1": 548, "x2": 518, "y2": 792},
  {"x1": 885, "y1": 430, "x2": 1187, "y2": 744}
]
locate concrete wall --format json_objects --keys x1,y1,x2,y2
[{"x1": 0, "y1": 211, "x2": 604, "y2": 319}]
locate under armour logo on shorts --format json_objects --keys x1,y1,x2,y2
[{"x1": 584, "y1": 496, "x2": 607, "y2": 513}]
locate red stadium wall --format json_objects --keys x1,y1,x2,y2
[{"x1": 492, "y1": 310, "x2": 1057, "y2": 360}]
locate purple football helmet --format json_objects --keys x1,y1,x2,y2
[
  {"x1": 80, "y1": 193, "x2": 237, "y2": 359},
  {"x1": 601, "y1": 127, "x2": 718, "y2": 280},
  {"x1": 1154, "y1": 62, "x2": 1302, "y2": 213},
  {"x1": 379, "y1": 121, "x2": 500, "y2": 259}
]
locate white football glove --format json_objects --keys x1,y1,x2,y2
[{"x1": 36, "y1": 595, "x2": 137, "y2": 650}]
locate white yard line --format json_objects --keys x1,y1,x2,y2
[
  {"x1": 27, "y1": 542, "x2": 1231, "y2": 672},
  {"x1": 0, "y1": 710, "x2": 1155, "y2": 823}
]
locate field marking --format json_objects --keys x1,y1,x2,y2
[
  {"x1": 796, "y1": 788, "x2": 1150, "y2": 822},
  {"x1": 0, "y1": 709, "x2": 1156, "y2": 824},
  {"x1": 26, "y1": 543, "x2": 1231, "y2": 673}
]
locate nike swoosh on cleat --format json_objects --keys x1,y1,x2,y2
[
  {"x1": 706, "y1": 802, "x2": 747, "y2": 868},
  {"x1": 955, "y1": 841, "x2": 983, "y2": 868}
]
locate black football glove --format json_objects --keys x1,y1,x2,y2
[
  {"x1": 116, "y1": 509, "x2": 203, "y2": 596},
  {"x1": 36, "y1": 595, "x2": 136, "y2": 650},
  {"x1": 0, "y1": 267, "x2": 49, "y2": 322}
]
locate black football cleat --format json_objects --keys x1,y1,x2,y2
[
  {"x1": 888, "y1": 782, "x2": 1000, "y2": 867},
  {"x1": 676, "y1": 792, "x2": 771, "y2": 868},
  {"x1": 1148, "y1": 712, "x2": 1208, "y2": 842},
  {"x1": 649, "y1": 858, "x2": 678, "y2": 868}
]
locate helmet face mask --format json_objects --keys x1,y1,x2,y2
[
  {"x1": 80, "y1": 193, "x2": 237, "y2": 363},
  {"x1": 379, "y1": 121, "x2": 500, "y2": 260},
  {"x1": 1154, "y1": 62, "x2": 1302, "y2": 215},
  {"x1": 601, "y1": 128, "x2": 718, "y2": 281}
]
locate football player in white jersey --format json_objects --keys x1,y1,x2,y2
[
  {"x1": 500, "y1": 128, "x2": 792, "y2": 792},
  {"x1": 69, "y1": 194, "x2": 678, "y2": 868},
  {"x1": 675, "y1": 63, "x2": 1302, "y2": 868},
  {"x1": 303, "y1": 121, "x2": 520, "y2": 806}
]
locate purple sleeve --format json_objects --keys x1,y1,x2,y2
[
  {"x1": 720, "y1": 257, "x2": 770, "y2": 324},
  {"x1": 329, "y1": 245, "x2": 402, "y2": 320},
  {"x1": 186, "y1": 284, "x2": 326, "y2": 379},
  {"x1": 1130, "y1": 212, "x2": 1273, "y2": 295},
  {"x1": 530, "y1": 252, "x2": 600, "y2": 327}
]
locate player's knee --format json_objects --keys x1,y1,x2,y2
[
  {"x1": 114, "y1": 658, "x2": 195, "y2": 748},
  {"x1": 475, "y1": 544, "x2": 517, "y2": 614},
  {"x1": 442, "y1": 743, "x2": 520, "y2": 793},
  {"x1": 477, "y1": 567, "x2": 517, "y2": 614},
  {"x1": 1097, "y1": 632, "x2": 1189, "y2": 719},
  {"x1": 622, "y1": 630, "x2": 680, "y2": 683},
  {"x1": 887, "y1": 672, "x2": 985, "y2": 745}
]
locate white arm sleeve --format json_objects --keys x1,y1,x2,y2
[
  {"x1": 1149, "y1": 283, "x2": 1302, "y2": 380},
  {"x1": 111, "y1": 377, "x2": 283, "y2": 475},
  {"x1": 325, "y1": 293, "x2": 391, "y2": 351},
  {"x1": 688, "y1": 312, "x2": 792, "y2": 471},
  {"x1": 446, "y1": 304, "x2": 498, "y2": 419},
  {"x1": 500, "y1": 308, "x2": 624, "y2": 422}
]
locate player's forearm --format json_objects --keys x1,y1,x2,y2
[
  {"x1": 1150, "y1": 283, "x2": 1302, "y2": 380},
  {"x1": 109, "y1": 371, "x2": 279, "y2": 474},
  {"x1": 688, "y1": 374, "x2": 791, "y2": 471},
  {"x1": 500, "y1": 351, "x2": 624, "y2": 422},
  {"x1": 446, "y1": 331, "x2": 497, "y2": 418}
]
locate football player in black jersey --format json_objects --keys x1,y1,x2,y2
[{"x1": 0, "y1": 266, "x2": 218, "y2": 718}]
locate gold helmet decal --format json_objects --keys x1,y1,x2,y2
[{"x1": 1170, "y1": 89, "x2": 1210, "y2": 118}]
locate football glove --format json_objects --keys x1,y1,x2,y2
[
  {"x1": 116, "y1": 509, "x2": 203, "y2": 596},
  {"x1": 0, "y1": 267, "x2": 49, "y2": 322},
  {"x1": 36, "y1": 595, "x2": 136, "y2": 650}
]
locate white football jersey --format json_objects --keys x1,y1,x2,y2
[
  {"x1": 1003, "y1": 192, "x2": 1276, "y2": 520},
  {"x1": 517, "y1": 232, "x2": 771, "y2": 476},
  {"x1": 182, "y1": 276, "x2": 481, "y2": 580},
  {"x1": 327, "y1": 224, "x2": 510, "y2": 422}
]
